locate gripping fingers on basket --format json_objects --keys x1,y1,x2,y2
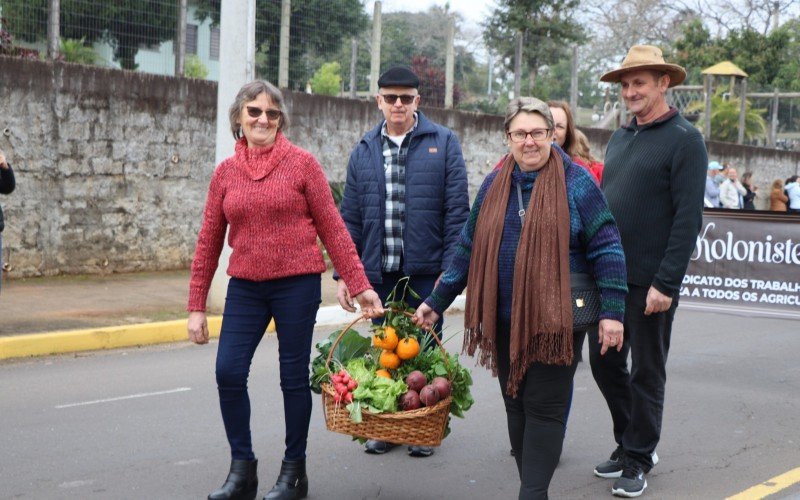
[
  {"x1": 355, "y1": 289, "x2": 385, "y2": 318},
  {"x1": 412, "y1": 303, "x2": 439, "y2": 330}
]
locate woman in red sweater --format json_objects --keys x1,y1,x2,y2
[{"x1": 187, "y1": 80, "x2": 382, "y2": 500}]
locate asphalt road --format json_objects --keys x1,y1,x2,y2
[{"x1": 2, "y1": 309, "x2": 799, "y2": 500}]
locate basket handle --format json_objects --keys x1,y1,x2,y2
[{"x1": 324, "y1": 308, "x2": 451, "y2": 377}]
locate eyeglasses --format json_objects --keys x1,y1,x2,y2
[
  {"x1": 507, "y1": 128, "x2": 551, "y2": 143},
  {"x1": 380, "y1": 94, "x2": 417, "y2": 105},
  {"x1": 246, "y1": 106, "x2": 282, "y2": 120}
]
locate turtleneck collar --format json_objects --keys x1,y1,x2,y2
[{"x1": 234, "y1": 131, "x2": 290, "y2": 180}]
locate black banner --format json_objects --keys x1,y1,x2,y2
[{"x1": 681, "y1": 210, "x2": 800, "y2": 318}]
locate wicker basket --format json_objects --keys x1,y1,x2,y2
[{"x1": 320, "y1": 313, "x2": 452, "y2": 447}]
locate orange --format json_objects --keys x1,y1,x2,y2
[
  {"x1": 396, "y1": 337, "x2": 420, "y2": 360},
  {"x1": 379, "y1": 350, "x2": 401, "y2": 370},
  {"x1": 375, "y1": 369, "x2": 392, "y2": 379},
  {"x1": 372, "y1": 326, "x2": 398, "y2": 350}
]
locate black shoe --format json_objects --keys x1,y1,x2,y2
[
  {"x1": 407, "y1": 446, "x2": 434, "y2": 457},
  {"x1": 364, "y1": 440, "x2": 397, "y2": 454},
  {"x1": 611, "y1": 459, "x2": 647, "y2": 498},
  {"x1": 263, "y1": 459, "x2": 308, "y2": 500},
  {"x1": 208, "y1": 459, "x2": 258, "y2": 500},
  {"x1": 594, "y1": 446, "x2": 624, "y2": 478}
]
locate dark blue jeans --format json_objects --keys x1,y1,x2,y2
[
  {"x1": 370, "y1": 271, "x2": 443, "y2": 336},
  {"x1": 588, "y1": 284, "x2": 677, "y2": 471},
  {"x1": 497, "y1": 320, "x2": 583, "y2": 500},
  {"x1": 216, "y1": 274, "x2": 321, "y2": 462}
]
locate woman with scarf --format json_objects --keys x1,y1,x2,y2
[
  {"x1": 187, "y1": 80, "x2": 383, "y2": 500},
  {"x1": 413, "y1": 98, "x2": 627, "y2": 499}
]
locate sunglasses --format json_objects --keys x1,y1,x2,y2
[
  {"x1": 380, "y1": 94, "x2": 417, "y2": 105},
  {"x1": 246, "y1": 106, "x2": 282, "y2": 120}
]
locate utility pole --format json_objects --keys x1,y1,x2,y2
[
  {"x1": 278, "y1": 0, "x2": 291, "y2": 88},
  {"x1": 514, "y1": 32, "x2": 522, "y2": 98},
  {"x1": 350, "y1": 37, "x2": 358, "y2": 98},
  {"x1": 444, "y1": 16, "x2": 455, "y2": 109},
  {"x1": 570, "y1": 45, "x2": 578, "y2": 114}
]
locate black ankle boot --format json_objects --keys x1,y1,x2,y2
[
  {"x1": 208, "y1": 459, "x2": 258, "y2": 500},
  {"x1": 263, "y1": 459, "x2": 308, "y2": 500}
]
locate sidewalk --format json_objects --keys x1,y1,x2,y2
[{"x1": 0, "y1": 269, "x2": 345, "y2": 359}]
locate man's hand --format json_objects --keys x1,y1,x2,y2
[
  {"x1": 336, "y1": 280, "x2": 355, "y2": 312},
  {"x1": 644, "y1": 286, "x2": 673, "y2": 315},
  {"x1": 598, "y1": 319, "x2": 624, "y2": 355},
  {"x1": 412, "y1": 303, "x2": 440, "y2": 331},
  {"x1": 187, "y1": 311, "x2": 209, "y2": 345},
  {"x1": 353, "y1": 289, "x2": 385, "y2": 319}
]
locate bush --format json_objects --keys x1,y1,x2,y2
[
  {"x1": 59, "y1": 38, "x2": 98, "y2": 65},
  {"x1": 184, "y1": 54, "x2": 209, "y2": 79},
  {"x1": 311, "y1": 62, "x2": 341, "y2": 96}
]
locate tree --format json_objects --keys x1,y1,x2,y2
[
  {"x1": 1, "y1": 0, "x2": 177, "y2": 70},
  {"x1": 310, "y1": 61, "x2": 341, "y2": 96},
  {"x1": 483, "y1": 0, "x2": 585, "y2": 94},
  {"x1": 195, "y1": 0, "x2": 368, "y2": 90},
  {"x1": 687, "y1": 91, "x2": 768, "y2": 142},
  {"x1": 410, "y1": 55, "x2": 461, "y2": 108}
]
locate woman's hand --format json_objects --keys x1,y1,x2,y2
[
  {"x1": 412, "y1": 303, "x2": 440, "y2": 331},
  {"x1": 598, "y1": 319, "x2": 623, "y2": 355},
  {"x1": 187, "y1": 311, "x2": 209, "y2": 345},
  {"x1": 336, "y1": 280, "x2": 355, "y2": 312},
  {"x1": 0, "y1": 148, "x2": 8, "y2": 169},
  {"x1": 354, "y1": 289, "x2": 384, "y2": 318}
]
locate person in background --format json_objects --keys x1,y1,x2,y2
[
  {"x1": 187, "y1": 80, "x2": 383, "y2": 500},
  {"x1": 786, "y1": 175, "x2": 800, "y2": 213},
  {"x1": 336, "y1": 65, "x2": 470, "y2": 458},
  {"x1": 413, "y1": 97, "x2": 627, "y2": 499},
  {"x1": 548, "y1": 100, "x2": 603, "y2": 183},
  {"x1": 741, "y1": 172, "x2": 757, "y2": 210},
  {"x1": 769, "y1": 178, "x2": 788, "y2": 211},
  {"x1": 704, "y1": 161, "x2": 722, "y2": 208},
  {"x1": 0, "y1": 147, "x2": 16, "y2": 295},
  {"x1": 719, "y1": 167, "x2": 747, "y2": 209},
  {"x1": 593, "y1": 45, "x2": 707, "y2": 497},
  {"x1": 573, "y1": 129, "x2": 605, "y2": 184}
]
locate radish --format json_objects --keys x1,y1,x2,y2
[{"x1": 346, "y1": 379, "x2": 357, "y2": 391}]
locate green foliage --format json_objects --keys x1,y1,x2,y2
[
  {"x1": 184, "y1": 54, "x2": 209, "y2": 79},
  {"x1": 310, "y1": 61, "x2": 342, "y2": 96},
  {"x1": 1, "y1": 0, "x2": 177, "y2": 70},
  {"x1": 483, "y1": 0, "x2": 585, "y2": 94},
  {"x1": 195, "y1": 0, "x2": 368, "y2": 90},
  {"x1": 410, "y1": 55, "x2": 461, "y2": 108},
  {"x1": 687, "y1": 91, "x2": 768, "y2": 142},
  {"x1": 59, "y1": 37, "x2": 97, "y2": 65}
]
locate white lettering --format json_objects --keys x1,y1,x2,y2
[{"x1": 692, "y1": 223, "x2": 800, "y2": 266}]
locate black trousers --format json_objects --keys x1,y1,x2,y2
[
  {"x1": 588, "y1": 284, "x2": 677, "y2": 471},
  {"x1": 497, "y1": 322, "x2": 584, "y2": 500}
]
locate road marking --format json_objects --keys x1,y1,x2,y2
[
  {"x1": 726, "y1": 467, "x2": 800, "y2": 500},
  {"x1": 55, "y1": 387, "x2": 192, "y2": 409}
]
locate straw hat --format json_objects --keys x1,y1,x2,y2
[{"x1": 600, "y1": 45, "x2": 686, "y2": 87}]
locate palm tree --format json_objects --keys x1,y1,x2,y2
[{"x1": 687, "y1": 89, "x2": 768, "y2": 143}]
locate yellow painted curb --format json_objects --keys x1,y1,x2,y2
[
  {"x1": 726, "y1": 466, "x2": 800, "y2": 500},
  {"x1": 0, "y1": 316, "x2": 276, "y2": 360}
]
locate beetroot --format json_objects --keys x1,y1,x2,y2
[
  {"x1": 399, "y1": 390, "x2": 422, "y2": 411},
  {"x1": 431, "y1": 377, "x2": 451, "y2": 399},
  {"x1": 419, "y1": 385, "x2": 440, "y2": 406},
  {"x1": 405, "y1": 370, "x2": 427, "y2": 393}
]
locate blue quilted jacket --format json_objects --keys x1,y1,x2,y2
[{"x1": 339, "y1": 112, "x2": 470, "y2": 284}]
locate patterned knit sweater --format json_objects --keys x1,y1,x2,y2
[
  {"x1": 188, "y1": 133, "x2": 371, "y2": 311},
  {"x1": 426, "y1": 147, "x2": 627, "y2": 323}
]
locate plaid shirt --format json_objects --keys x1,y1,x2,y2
[{"x1": 380, "y1": 115, "x2": 418, "y2": 272}]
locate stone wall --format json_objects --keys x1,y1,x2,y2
[{"x1": 1, "y1": 56, "x2": 798, "y2": 278}]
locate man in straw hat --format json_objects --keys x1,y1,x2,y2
[{"x1": 588, "y1": 45, "x2": 707, "y2": 497}]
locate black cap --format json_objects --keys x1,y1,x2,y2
[{"x1": 377, "y1": 66, "x2": 420, "y2": 89}]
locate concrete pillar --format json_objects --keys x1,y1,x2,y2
[
  {"x1": 704, "y1": 74, "x2": 712, "y2": 140},
  {"x1": 349, "y1": 37, "x2": 357, "y2": 98},
  {"x1": 369, "y1": 1, "x2": 382, "y2": 96},
  {"x1": 737, "y1": 78, "x2": 747, "y2": 145},
  {"x1": 570, "y1": 45, "x2": 578, "y2": 113},
  {"x1": 770, "y1": 88, "x2": 779, "y2": 147},
  {"x1": 278, "y1": 0, "x2": 290, "y2": 88},
  {"x1": 175, "y1": 0, "x2": 187, "y2": 77},
  {"x1": 47, "y1": 0, "x2": 59, "y2": 60},
  {"x1": 444, "y1": 16, "x2": 454, "y2": 108},
  {"x1": 207, "y1": 0, "x2": 256, "y2": 311},
  {"x1": 513, "y1": 32, "x2": 522, "y2": 99}
]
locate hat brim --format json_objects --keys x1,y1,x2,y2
[{"x1": 600, "y1": 63, "x2": 686, "y2": 87}]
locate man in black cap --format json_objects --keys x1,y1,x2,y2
[{"x1": 335, "y1": 65, "x2": 469, "y2": 458}]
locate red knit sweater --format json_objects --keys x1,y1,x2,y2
[{"x1": 188, "y1": 133, "x2": 371, "y2": 311}]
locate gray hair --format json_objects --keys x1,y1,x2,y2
[
  {"x1": 503, "y1": 97, "x2": 554, "y2": 132},
  {"x1": 229, "y1": 80, "x2": 289, "y2": 140}
]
